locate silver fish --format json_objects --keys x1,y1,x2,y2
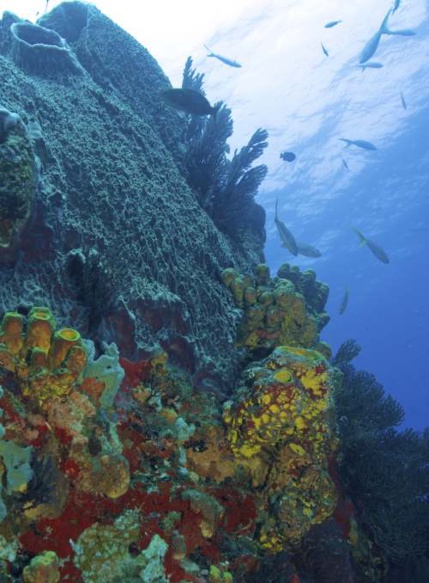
[
  {"x1": 359, "y1": 61, "x2": 384, "y2": 71},
  {"x1": 204, "y1": 45, "x2": 242, "y2": 68},
  {"x1": 275, "y1": 199, "x2": 298, "y2": 256},
  {"x1": 321, "y1": 42, "x2": 329, "y2": 57},
  {"x1": 339, "y1": 138, "x2": 377, "y2": 151},
  {"x1": 400, "y1": 91, "x2": 407, "y2": 109},
  {"x1": 384, "y1": 28, "x2": 416, "y2": 36},
  {"x1": 353, "y1": 228, "x2": 390, "y2": 264},
  {"x1": 359, "y1": 9, "x2": 392, "y2": 64},
  {"x1": 296, "y1": 241, "x2": 322, "y2": 258},
  {"x1": 338, "y1": 288, "x2": 349, "y2": 315},
  {"x1": 325, "y1": 20, "x2": 342, "y2": 29},
  {"x1": 360, "y1": 9, "x2": 416, "y2": 63},
  {"x1": 341, "y1": 157, "x2": 349, "y2": 170}
]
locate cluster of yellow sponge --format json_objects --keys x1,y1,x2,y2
[{"x1": 0, "y1": 307, "x2": 87, "y2": 402}]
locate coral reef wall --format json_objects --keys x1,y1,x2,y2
[{"x1": 0, "y1": 1, "x2": 263, "y2": 390}]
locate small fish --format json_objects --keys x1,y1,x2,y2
[
  {"x1": 339, "y1": 138, "x2": 377, "y2": 151},
  {"x1": 338, "y1": 288, "x2": 349, "y2": 315},
  {"x1": 296, "y1": 241, "x2": 322, "y2": 258},
  {"x1": 400, "y1": 91, "x2": 407, "y2": 109},
  {"x1": 385, "y1": 28, "x2": 416, "y2": 36},
  {"x1": 162, "y1": 88, "x2": 216, "y2": 116},
  {"x1": 275, "y1": 199, "x2": 298, "y2": 256},
  {"x1": 360, "y1": 9, "x2": 416, "y2": 63},
  {"x1": 280, "y1": 151, "x2": 296, "y2": 162},
  {"x1": 353, "y1": 227, "x2": 390, "y2": 264},
  {"x1": 204, "y1": 44, "x2": 242, "y2": 68},
  {"x1": 359, "y1": 61, "x2": 384, "y2": 71},
  {"x1": 341, "y1": 157, "x2": 349, "y2": 170},
  {"x1": 325, "y1": 20, "x2": 342, "y2": 29},
  {"x1": 359, "y1": 9, "x2": 392, "y2": 64},
  {"x1": 321, "y1": 42, "x2": 329, "y2": 57}
]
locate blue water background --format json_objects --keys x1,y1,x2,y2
[
  {"x1": 265, "y1": 79, "x2": 429, "y2": 431},
  {"x1": 8, "y1": 0, "x2": 429, "y2": 429}
]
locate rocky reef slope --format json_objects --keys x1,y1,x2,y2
[{"x1": 0, "y1": 1, "x2": 264, "y2": 392}]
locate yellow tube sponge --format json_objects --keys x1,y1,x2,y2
[{"x1": 0, "y1": 307, "x2": 87, "y2": 402}]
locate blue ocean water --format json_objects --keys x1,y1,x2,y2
[{"x1": 264, "y1": 40, "x2": 429, "y2": 430}]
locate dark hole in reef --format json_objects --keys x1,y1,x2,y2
[{"x1": 12, "y1": 22, "x2": 64, "y2": 48}]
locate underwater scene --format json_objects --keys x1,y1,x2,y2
[{"x1": 0, "y1": 0, "x2": 428, "y2": 581}]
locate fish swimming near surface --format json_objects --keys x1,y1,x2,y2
[
  {"x1": 400, "y1": 91, "x2": 407, "y2": 109},
  {"x1": 280, "y1": 151, "x2": 296, "y2": 162},
  {"x1": 341, "y1": 157, "x2": 349, "y2": 170},
  {"x1": 359, "y1": 61, "x2": 384, "y2": 71},
  {"x1": 339, "y1": 138, "x2": 377, "y2": 151},
  {"x1": 275, "y1": 199, "x2": 298, "y2": 256},
  {"x1": 338, "y1": 288, "x2": 349, "y2": 315},
  {"x1": 360, "y1": 9, "x2": 416, "y2": 63},
  {"x1": 161, "y1": 88, "x2": 217, "y2": 116},
  {"x1": 204, "y1": 44, "x2": 242, "y2": 68},
  {"x1": 359, "y1": 9, "x2": 392, "y2": 64},
  {"x1": 296, "y1": 241, "x2": 322, "y2": 258},
  {"x1": 325, "y1": 20, "x2": 342, "y2": 28},
  {"x1": 321, "y1": 42, "x2": 329, "y2": 57},
  {"x1": 353, "y1": 227, "x2": 390, "y2": 264}
]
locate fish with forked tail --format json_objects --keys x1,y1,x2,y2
[
  {"x1": 353, "y1": 227, "x2": 390, "y2": 263},
  {"x1": 360, "y1": 8, "x2": 416, "y2": 64},
  {"x1": 275, "y1": 199, "x2": 298, "y2": 256},
  {"x1": 204, "y1": 44, "x2": 242, "y2": 68},
  {"x1": 340, "y1": 138, "x2": 377, "y2": 151}
]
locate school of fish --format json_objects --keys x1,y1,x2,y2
[{"x1": 161, "y1": 0, "x2": 410, "y2": 315}]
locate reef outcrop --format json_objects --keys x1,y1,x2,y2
[
  {"x1": 0, "y1": 302, "x2": 342, "y2": 581},
  {"x1": 0, "y1": 2, "x2": 263, "y2": 392}
]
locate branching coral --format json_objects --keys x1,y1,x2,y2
[
  {"x1": 331, "y1": 338, "x2": 361, "y2": 367},
  {"x1": 180, "y1": 58, "x2": 268, "y2": 242},
  {"x1": 334, "y1": 360, "x2": 429, "y2": 574}
]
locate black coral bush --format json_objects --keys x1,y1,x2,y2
[
  {"x1": 181, "y1": 57, "x2": 268, "y2": 242},
  {"x1": 332, "y1": 344, "x2": 429, "y2": 573}
]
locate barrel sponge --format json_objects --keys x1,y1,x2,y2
[
  {"x1": 10, "y1": 21, "x2": 81, "y2": 76},
  {"x1": 37, "y1": 1, "x2": 89, "y2": 43},
  {"x1": 0, "y1": 106, "x2": 37, "y2": 248}
]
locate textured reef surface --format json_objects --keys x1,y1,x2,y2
[
  {"x1": 0, "y1": 1, "x2": 265, "y2": 395},
  {"x1": 0, "y1": 2, "x2": 429, "y2": 582}
]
